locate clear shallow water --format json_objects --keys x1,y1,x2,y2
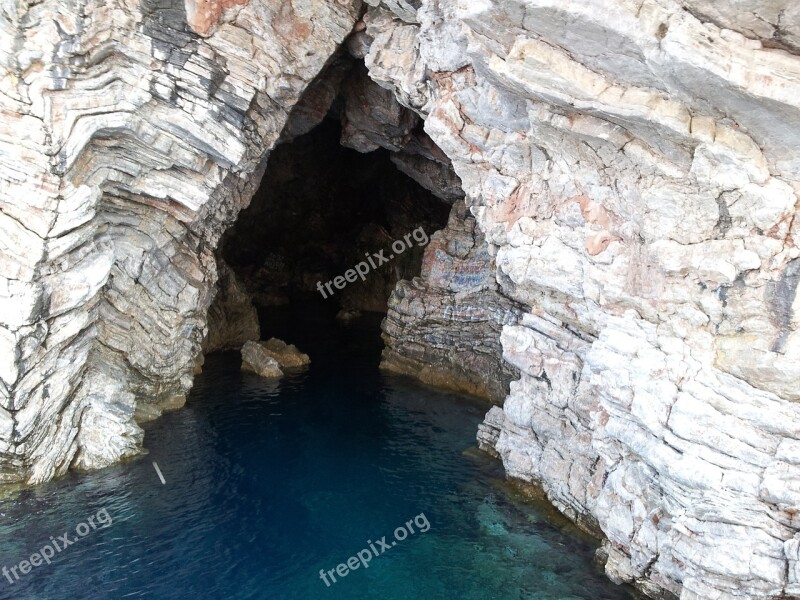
[{"x1": 0, "y1": 304, "x2": 633, "y2": 600}]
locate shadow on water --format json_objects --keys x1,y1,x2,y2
[{"x1": 0, "y1": 299, "x2": 635, "y2": 600}]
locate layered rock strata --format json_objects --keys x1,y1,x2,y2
[
  {"x1": 1, "y1": 0, "x2": 800, "y2": 598},
  {"x1": 0, "y1": 0, "x2": 362, "y2": 482},
  {"x1": 361, "y1": 1, "x2": 800, "y2": 598},
  {"x1": 203, "y1": 260, "x2": 260, "y2": 354},
  {"x1": 381, "y1": 199, "x2": 521, "y2": 403}
]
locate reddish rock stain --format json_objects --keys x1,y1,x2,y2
[
  {"x1": 272, "y1": 2, "x2": 313, "y2": 44},
  {"x1": 186, "y1": 0, "x2": 250, "y2": 36}
]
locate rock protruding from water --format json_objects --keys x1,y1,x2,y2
[
  {"x1": 241, "y1": 342, "x2": 283, "y2": 379},
  {"x1": 258, "y1": 338, "x2": 311, "y2": 369},
  {"x1": 476, "y1": 406, "x2": 504, "y2": 459}
]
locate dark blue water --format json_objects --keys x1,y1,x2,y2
[{"x1": 0, "y1": 305, "x2": 632, "y2": 600}]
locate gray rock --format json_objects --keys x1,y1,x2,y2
[
  {"x1": 2, "y1": 0, "x2": 800, "y2": 597},
  {"x1": 381, "y1": 200, "x2": 521, "y2": 403},
  {"x1": 366, "y1": 2, "x2": 800, "y2": 597},
  {"x1": 258, "y1": 338, "x2": 311, "y2": 369},
  {"x1": 0, "y1": 0, "x2": 362, "y2": 485},
  {"x1": 240, "y1": 342, "x2": 283, "y2": 379},
  {"x1": 203, "y1": 260, "x2": 260, "y2": 353}
]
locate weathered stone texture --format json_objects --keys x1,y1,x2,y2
[
  {"x1": 256, "y1": 338, "x2": 310, "y2": 369},
  {"x1": 363, "y1": 1, "x2": 800, "y2": 598},
  {"x1": 240, "y1": 340, "x2": 283, "y2": 378},
  {"x1": 203, "y1": 259, "x2": 260, "y2": 353},
  {"x1": 2, "y1": 0, "x2": 800, "y2": 597},
  {"x1": 381, "y1": 199, "x2": 521, "y2": 403},
  {"x1": 0, "y1": 0, "x2": 362, "y2": 483}
]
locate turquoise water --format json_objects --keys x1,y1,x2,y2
[{"x1": 0, "y1": 305, "x2": 632, "y2": 599}]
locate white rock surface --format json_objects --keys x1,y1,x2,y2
[
  {"x1": 362, "y1": 1, "x2": 800, "y2": 598},
  {"x1": 1, "y1": 0, "x2": 799, "y2": 597},
  {"x1": 0, "y1": 0, "x2": 361, "y2": 484}
]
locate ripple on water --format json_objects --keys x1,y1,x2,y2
[{"x1": 0, "y1": 310, "x2": 634, "y2": 600}]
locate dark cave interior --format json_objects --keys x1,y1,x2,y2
[{"x1": 221, "y1": 111, "x2": 452, "y2": 314}]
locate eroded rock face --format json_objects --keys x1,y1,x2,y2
[
  {"x1": 362, "y1": 1, "x2": 800, "y2": 598},
  {"x1": 257, "y1": 338, "x2": 310, "y2": 368},
  {"x1": 0, "y1": 0, "x2": 362, "y2": 483},
  {"x1": 381, "y1": 199, "x2": 521, "y2": 403},
  {"x1": 241, "y1": 341, "x2": 283, "y2": 378},
  {"x1": 203, "y1": 259, "x2": 260, "y2": 354}
]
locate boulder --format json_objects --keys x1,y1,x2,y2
[
  {"x1": 241, "y1": 342, "x2": 284, "y2": 379},
  {"x1": 258, "y1": 338, "x2": 311, "y2": 368}
]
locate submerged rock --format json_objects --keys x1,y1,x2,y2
[{"x1": 241, "y1": 342, "x2": 284, "y2": 379}]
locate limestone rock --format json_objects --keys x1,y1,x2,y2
[
  {"x1": 203, "y1": 260, "x2": 260, "y2": 353},
  {"x1": 71, "y1": 368, "x2": 152, "y2": 474},
  {"x1": 257, "y1": 338, "x2": 310, "y2": 368},
  {"x1": 0, "y1": 0, "x2": 362, "y2": 484},
  {"x1": 240, "y1": 341, "x2": 283, "y2": 379},
  {"x1": 381, "y1": 200, "x2": 521, "y2": 403},
  {"x1": 2, "y1": 0, "x2": 800, "y2": 597},
  {"x1": 340, "y1": 63, "x2": 419, "y2": 153},
  {"x1": 476, "y1": 405, "x2": 503, "y2": 459},
  {"x1": 366, "y1": 2, "x2": 800, "y2": 597},
  {"x1": 364, "y1": 0, "x2": 419, "y2": 24}
]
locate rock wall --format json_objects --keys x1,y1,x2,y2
[
  {"x1": 0, "y1": 0, "x2": 362, "y2": 483},
  {"x1": 221, "y1": 99, "x2": 451, "y2": 313},
  {"x1": 359, "y1": 1, "x2": 800, "y2": 598},
  {"x1": 381, "y1": 199, "x2": 521, "y2": 403},
  {"x1": 2, "y1": 0, "x2": 800, "y2": 598},
  {"x1": 202, "y1": 259, "x2": 259, "y2": 354}
]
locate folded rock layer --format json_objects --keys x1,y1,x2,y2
[
  {"x1": 361, "y1": 1, "x2": 800, "y2": 598},
  {"x1": 1, "y1": 1, "x2": 799, "y2": 598},
  {"x1": 0, "y1": 0, "x2": 362, "y2": 481}
]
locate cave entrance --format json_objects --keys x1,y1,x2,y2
[
  {"x1": 207, "y1": 55, "x2": 462, "y2": 354},
  {"x1": 202, "y1": 55, "x2": 517, "y2": 405},
  {"x1": 221, "y1": 116, "x2": 450, "y2": 315}
]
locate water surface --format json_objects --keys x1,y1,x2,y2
[{"x1": 0, "y1": 305, "x2": 632, "y2": 599}]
